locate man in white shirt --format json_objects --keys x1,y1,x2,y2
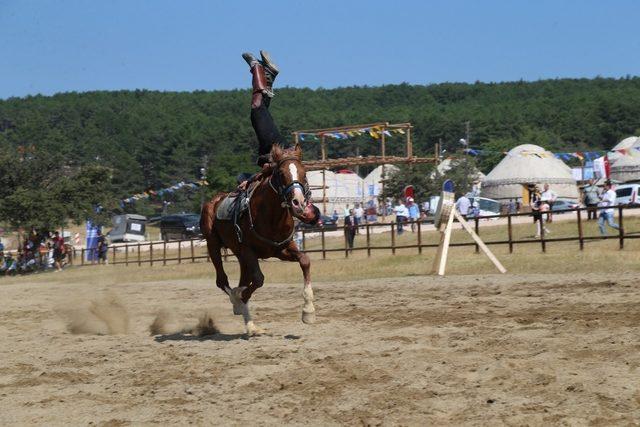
[
  {"x1": 455, "y1": 194, "x2": 471, "y2": 219},
  {"x1": 354, "y1": 203, "x2": 365, "y2": 227},
  {"x1": 540, "y1": 184, "x2": 558, "y2": 222},
  {"x1": 394, "y1": 200, "x2": 409, "y2": 234},
  {"x1": 598, "y1": 181, "x2": 619, "y2": 235}
]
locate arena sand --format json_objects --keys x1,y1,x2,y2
[{"x1": 1, "y1": 272, "x2": 639, "y2": 425}]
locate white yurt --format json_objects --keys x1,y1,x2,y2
[
  {"x1": 307, "y1": 170, "x2": 366, "y2": 215},
  {"x1": 481, "y1": 144, "x2": 579, "y2": 202},
  {"x1": 609, "y1": 136, "x2": 640, "y2": 183},
  {"x1": 363, "y1": 164, "x2": 399, "y2": 197}
]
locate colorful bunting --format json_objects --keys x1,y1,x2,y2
[{"x1": 121, "y1": 179, "x2": 208, "y2": 205}]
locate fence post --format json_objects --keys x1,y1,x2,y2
[
  {"x1": 163, "y1": 241, "x2": 167, "y2": 266},
  {"x1": 125, "y1": 245, "x2": 129, "y2": 266},
  {"x1": 540, "y1": 219, "x2": 546, "y2": 253},
  {"x1": 321, "y1": 229, "x2": 326, "y2": 260},
  {"x1": 344, "y1": 229, "x2": 349, "y2": 258},
  {"x1": 507, "y1": 213, "x2": 513, "y2": 254},
  {"x1": 150, "y1": 241, "x2": 154, "y2": 266},
  {"x1": 366, "y1": 224, "x2": 371, "y2": 257},
  {"x1": 391, "y1": 222, "x2": 396, "y2": 255},
  {"x1": 112, "y1": 246, "x2": 116, "y2": 265},
  {"x1": 618, "y1": 206, "x2": 624, "y2": 250},
  {"x1": 190, "y1": 238, "x2": 195, "y2": 263},
  {"x1": 577, "y1": 208, "x2": 584, "y2": 250},
  {"x1": 81, "y1": 248, "x2": 85, "y2": 265},
  {"x1": 417, "y1": 220, "x2": 422, "y2": 254},
  {"x1": 137, "y1": 243, "x2": 141, "y2": 266},
  {"x1": 474, "y1": 217, "x2": 480, "y2": 253},
  {"x1": 178, "y1": 240, "x2": 182, "y2": 264}
]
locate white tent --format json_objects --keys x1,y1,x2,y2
[
  {"x1": 363, "y1": 164, "x2": 399, "y2": 197},
  {"x1": 307, "y1": 170, "x2": 367, "y2": 215},
  {"x1": 609, "y1": 136, "x2": 640, "y2": 183},
  {"x1": 481, "y1": 144, "x2": 579, "y2": 202}
]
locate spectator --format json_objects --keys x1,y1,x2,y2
[
  {"x1": 331, "y1": 209, "x2": 339, "y2": 223},
  {"x1": 583, "y1": 179, "x2": 600, "y2": 220},
  {"x1": 1, "y1": 253, "x2": 17, "y2": 276},
  {"x1": 422, "y1": 200, "x2": 431, "y2": 215},
  {"x1": 508, "y1": 199, "x2": 517, "y2": 215},
  {"x1": 598, "y1": 181, "x2": 619, "y2": 236},
  {"x1": 97, "y1": 230, "x2": 109, "y2": 264},
  {"x1": 354, "y1": 203, "x2": 364, "y2": 228},
  {"x1": 365, "y1": 199, "x2": 377, "y2": 223},
  {"x1": 343, "y1": 204, "x2": 350, "y2": 219},
  {"x1": 455, "y1": 194, "x2": 471, "y2": 219},
  {"x1": 52, "y1": 231, "x2": 66, "y2": 272},
  {"x1": 344, "y1": 208, "x2": 358, "y2": 252},
  {"x1": 407, "y1": 197, "x2": 420, "y2": 232},
  {"x1": 531, "y1": 186, "x2": 550, "y2": 238},
  {"x1": 540, "y1": 184, "x2": 558, "y2": 222},
  {"x1": 393, "y1": 200, "x2": 409, "y2": 235}
]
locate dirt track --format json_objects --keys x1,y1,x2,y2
[{"x1": 1, "y1": 272, "x2": 640, "y2": 425}]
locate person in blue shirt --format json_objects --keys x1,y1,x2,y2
[{"x1": 407, "y1": 197, "x2": 420, "y2": 232}]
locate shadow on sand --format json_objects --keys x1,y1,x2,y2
[{"x1": 154, "y1": 332, "x2": 248, "y2": 342}]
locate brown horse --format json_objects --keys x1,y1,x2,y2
[{"x1": 200, "y1": 144, "x2": 315, "y2": 335}]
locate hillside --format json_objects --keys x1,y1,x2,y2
[{"x1": 1, "y1": 77, "x2": 639, "y2": 201}]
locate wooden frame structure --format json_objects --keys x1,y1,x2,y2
[{"x1": 293, "y1": 122, "x2": 435, "y2": 214}]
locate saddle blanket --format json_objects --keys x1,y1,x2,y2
[{"x1": 216, "y1": 193, "x2": 250, "y2": 221}]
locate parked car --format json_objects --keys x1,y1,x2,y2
[
  {"x1": 466, "y1": 197, "x2": 501, "y2": 218},
  {"x1": 107, "y1": 214, "x2": 147, "y2": 243},
  {"x1": 551, "y1": 199, "x2": 581, "y2": 213},
  {"x1": 297, "y1": 215, "x2": 338, "y2": 231},
  {"x1": 615, "y1": 183, "x2": 640, "y2": 206},
  {"x1": 159, "y1": 214, "x2": 202, "y2": 241}
]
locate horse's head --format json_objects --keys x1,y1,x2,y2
[{"x1": 269, "y1": 143, "x2": 310, "y2": 219}]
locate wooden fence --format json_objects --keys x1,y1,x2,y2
[{"x1": 68, "y1": 205, "x2": 640, "y2": 267}]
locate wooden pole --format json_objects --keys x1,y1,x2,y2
[
  {"x1": 406, "y1": 126, "x2": 412, "y2": 158},
  {"x1": 137, "y1": 243, "x2": 141, "y2": 266},
  {"x1": 321, "y1": 229, "x2": 326, "y2": 260},
  {"x1": 321, "y1": 135, "x2": 327, "y2": 216},
  {"x1": 540, "y1": 218, "x2": 546, "y2": 253},
  {"x1": 417, "y1": 219, "x2": 422, "y2": 254},
  {"x1": 432, "y1": 208, "x2": 455, "y2": 275},
  {"x1": 150, "y1": 241, "x2": 154, "y2": 266},
  {"x1": 366, "y1": 223, "x2": 371, "y2": 257},
  {"x1": 163, "y1": 241, "x2": 167, "y2": 265},
  {"x1": 474, "y1": 217, "x2": 480, "y2": 253},
  {"x1": 190, "y1": 238, "x2": 195, "y2": 263},
  {"x1": 454, "y1": 210, "x2": 507, "y2": 274},
  {"x1": 125, "y1": 245, "x2": 129, "y2": 266},
  {"x1": 618, "y1": 206, "x2": 624, "y2": 250},
  {"x1": 507, "y1": 214, "x2": 513, "y2": 254},
  {"x1": 577, "y1": 208, "x2": 584, "y2": 251},
  {"x1": 178, "y1": 240, "x2": 182, "y2": 264},
  {"x1": 391, "y1": 222, "x2": 396, "y2": 255}
]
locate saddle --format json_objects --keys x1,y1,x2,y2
[{"x1": 216, "y1": 181, "x2": 259, "y2": 242}]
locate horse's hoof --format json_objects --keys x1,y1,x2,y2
[
  {"x1": 302, "y1": 311, "x2": 316, "y2": 324},
  {"x1": 247, "y1": 324, "x2": 266, "y2": 336}
]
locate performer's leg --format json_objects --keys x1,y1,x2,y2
[{"x1": 242, "y1": 51, "x2": 285, "y2": 163}]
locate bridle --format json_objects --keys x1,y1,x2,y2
[
  {"x1": 245, "y1": 156, "x2": 310, "y2": 248},
  {"x1": 268, "y1": 157, "x2": 311, "y2": 209}
]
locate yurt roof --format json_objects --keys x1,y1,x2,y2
[
  {"x1": 364, "y1": 164, "x2": 399, "y2": 185},
  {"x1": 609, "y1": 136, "x2": 640, "y2": 165},
  {"x1": 612, "y1": 136, "x2": 640, "y2": 151},
  {"x1": 483, "y1": 144, "x2": 574, "y2": 184}
]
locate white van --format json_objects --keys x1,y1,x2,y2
[{"x1": 615, "y1": 184, "x2": 640, "y2": 206}]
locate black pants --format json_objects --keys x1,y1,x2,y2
[
  {"x1": 251, "y1": 103, "x2": 287, "y2": 157},
  {"x1": 346, "y1": 231, "x2": 355, "y2": 249}
]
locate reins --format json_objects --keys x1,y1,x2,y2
[{"x1": 245, "y1": 157, "x2": 308, "y2": 248}]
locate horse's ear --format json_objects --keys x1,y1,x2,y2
[
  {"x1": 270, "y1": 144, "x2": 283, "y2": 161},
  {"x1": 294, "y1": 142, "x2": 303, "y2": 160}
]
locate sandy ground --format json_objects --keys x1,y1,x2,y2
[{"x1": 1, "y1": 272, "x2": 640, "y2": 425}]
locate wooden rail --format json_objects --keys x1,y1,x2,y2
[{"x1": 65, "y1": 205, "x2": 639, "y2": 268}]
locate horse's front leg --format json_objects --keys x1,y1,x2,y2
[{"x1": 278, "y1": 242, "x2": 315, "y2": 324}]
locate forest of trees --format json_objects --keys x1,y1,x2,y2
[{"x1": 1, "y1": 77, "x2": 639, "y2": 225}]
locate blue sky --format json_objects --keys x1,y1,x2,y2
[{"x1": 1, "y1": 0, "x2": 639, "y2": 99}]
